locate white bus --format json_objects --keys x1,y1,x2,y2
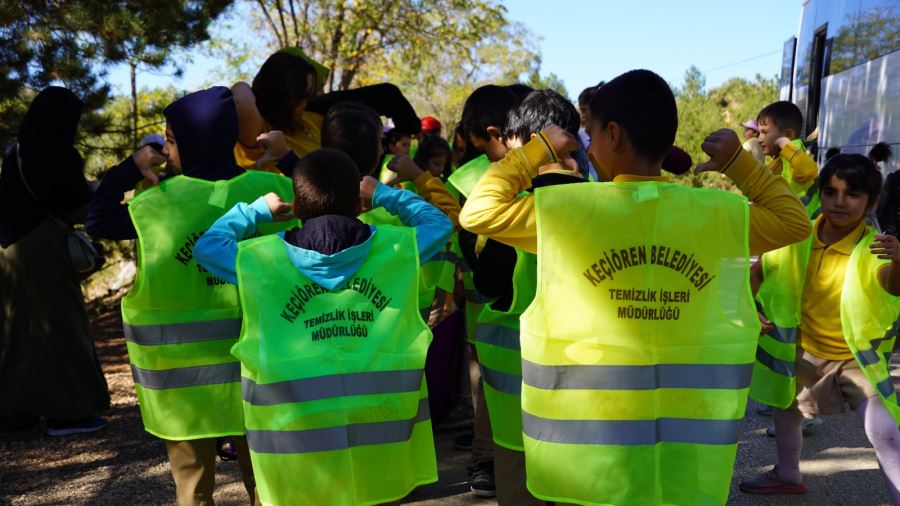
[{"x1": 781, "y1": 0, "x2": 898, "y2": 162}]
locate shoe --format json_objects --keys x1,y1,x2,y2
[
  {"x1": 756, "y1": 404, "x2": 774, "y2": 416},
  {"x1": 435, "y1": 403, "x2": 475, "y2": 432},
  {"x1": 739, "y1": 468, "x2": 807, "y2": 494},
  {"x1": 468, "y1": 461, "x2": 496, "y2": 498},
  {"x1": 453, "y1": 431, "x2": 474, "y2": 451},
  {"x1": 766, "y1": 416, "x2": 824, "y2": 437},
  {"x1": 46, "y1": 416, "x2": 107, "y2": 437},
  {"x1": 217, "y1": 437, "x2": 238, "y2": 461}
]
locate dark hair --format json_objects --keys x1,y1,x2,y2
[
  {"x1": 461, "y1": 85, "x2": 520, "y2": 141},
  {"x1": 321, "y1": 104, "x2": 381, "y2": 175},
  {"x1": 870, "y1": 142, "x2": 893, "y2": 163},
  {"x1": 757, "y1": 101, "x2": 803, "y2": 136},
  {"x1": 252, "y1": 52, "x2": 315, "y2": 132},
  {"x1": 453, "y1": 123, "x2": 481, "y2": 166},
  {"x1": 505, "y1": 83, "x2": 534, "y2": 100},
  {"x1": 382, "y1": 128, "x2": 410, "y2": 150},
  {"x1": 292, "y1": 148, "x2": 361, "y2": 220},
  {"x1": 414, "y1": 134, "x2": 453, "y2": 180},
  {"x1": 578, "y1": 85, "x2": 599, "y2": 107},
  {"x1": 825, "y1": 147, "x2": 842, "y2": 160},
  {"x1": 504, "y1": 89, "x2": 581, "y2": 141},
  {"x1": 589, "y1": 69, "x2": 677, "y2": 162},
  {"x1": 819, "y1": 153, "x2": 882, "y2": 203}
]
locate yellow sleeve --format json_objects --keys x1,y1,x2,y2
[
  {"x1": 458, "y1": 134, "x2": 557, "y2": 254},
  {"x1": 412, "y1": 172, "x2": 461, "y2": 230},
  {"x1": 780, "y1": 142, "x2": 817, "y2": 186},
  {"x1": 724, "y1": 148, "x2": 812, "y2": 256}
]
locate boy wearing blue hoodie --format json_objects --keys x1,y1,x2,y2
[{"x1": 193, "y1": 149, "x2": 452, "y2": 505}]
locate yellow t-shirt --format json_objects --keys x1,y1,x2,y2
[
  {"x1": 799, "y1": 216, "x2": 869, "y2": 360},
  {"x1": 233, "y1": 111, "x2": 324, "y2": 172}
]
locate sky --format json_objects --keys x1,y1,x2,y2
[{"x1": 106, "y1": 0, "x2": 803, "y2": 98}]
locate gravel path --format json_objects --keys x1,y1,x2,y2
[{"x1": 1, "y1": 304, "x2": 895, "y2": 505}]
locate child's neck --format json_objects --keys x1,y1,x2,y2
[
  {"x1": 615, "y1": 158, "x2": 662, "y2": 179},
  {"x1": 818, "y1": 216, "x2": 863, "y2": 246}
]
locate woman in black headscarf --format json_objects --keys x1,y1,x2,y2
[{"x1": 0, "y1": 86, "x2": 110, "y2": 434}]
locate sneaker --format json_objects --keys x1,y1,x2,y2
[
  {"x1": 46, "y1": 416, "x2": 107, "y2": 437},
  {"x1": 739, "y1": 468, "x2": 807, "y2": 494},
  {"x1": 435, "y1": 404, "x2": 475, "y2": 432},
  {"x1": 756, "y1": 404, "x2": 774, "y2": 416},
  {"x1": 766, "y1": 416, "x2": 824, "y2": 437},
  {"x1": 469, "y1": 461, "x2": 496, "y2": 498},
  {"x1": 453, "y1": 432, "x2": 474, "y2": 451}
]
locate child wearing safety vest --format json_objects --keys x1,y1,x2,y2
[
  {"x1": 86, "y1": 87, "x2": 296, "y2": 505},
  {"x1": 193, "y1": 148, "x2": 453, "y2": 505},
  {"x1": 741, "y1": 154, "x2": 900, "y2": 502},
  {"x1": 757, "y1": 101, "x2": 819, "y2": 216},
  {"x1": 460, "y1": 69, "x2": 812, "y2": 505}
]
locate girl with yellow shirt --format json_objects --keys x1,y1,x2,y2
[
  {"x1": 231, "y1": 50, "x2": 421, "y2": 172},
  {"x1": 743, "y1": 155, "x2": 900, "y2": 502}
]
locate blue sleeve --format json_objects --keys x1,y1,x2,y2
[
  {"x1": 372, "y1": 183, "x2": 453, "y2": 265},
  {"x1": 193, "y1": 197, "x2": 273, "y2": 285}
]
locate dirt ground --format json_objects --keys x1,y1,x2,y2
[{"x1": 1, "y1": 300, "x2": 896, "y2": 505}]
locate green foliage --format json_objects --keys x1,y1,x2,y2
[{"x1": 672, "y1": 66, "x2": 779, "y2": 190}]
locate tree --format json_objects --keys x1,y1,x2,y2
[{"x1": 0, "y1": 1, "x2": 233, "y2": 149}]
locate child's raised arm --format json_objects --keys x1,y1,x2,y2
[
  {"x1": 386, "y1": 155, "x2": 461, "y2": 229},
  {"x1": 193, "y1": 193, "x2": 292, "y2": 285},
  {"x1": 361, "y1": 176, "x2": 452, "y2": 264}
]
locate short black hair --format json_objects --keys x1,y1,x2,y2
[
  {"x1": 505, "y1": 83, "x2": 535, "y2": 100},
  {"x1": 382, "y1": 128, "x2": 410, "y2": 149},
  {"x1": 757, "y1": 101, "x2": 803, "y2": 135},
  {"x1": 578, "y1": 83, "x2": 604, "y2": 107},
  {"x1": 819, "y1": 153, "x2": 882, "y2": 203},
  {"x1": 825, "y1": 147, "x2": 842, "y2": 160},
  {"x1": 320, "y1": 104, "x2": 381, "y2": 175},
  {"x1": 589, "y1": 69, "x2": 677, "y2": 163},
  {"x1": 414, "y1": 134, "x2": 453, "y2": 179},
  {"x1": 504, "y1": 89, "x2": 580, "y2": 142},
  {"x1": 252, "y1": 51, "x2": 315, "y2": 132},
  {"x1": 870, "y1": 142, "x2": 893, "y2": 163},
  {"x1": 460, "y1": 85, "x2": 520, "y2": 141},
  {"x1": 292, "y1": 148, "x2": 361, "y2": 221}
]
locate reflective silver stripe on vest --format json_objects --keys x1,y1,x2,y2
[
  {"x1": 247, "y1": 397, "x2": 430, "y2": 454},
  {"x1": 522, "y1": 412, "x2": 742, "y2": 446},
  {"x1": 242, "y1": 369, "x2": 423, "y2": 406},
  {"x1": 857, "y1": 348, "x2": 882, "y2": 367},
  {"x1": 800, "y1": 180, "x2": 819, "y2": 206},
  {"x1": 475, "y1": 323, "x2": 520, "y2": 351},
  {"x1": 124, "y1": 318, "x2": 242, "y2": 346},
  {"x1": 877, "y1": 378, "x2": 896, "y2": 399},
  {"x1": 756, "y1": 346, "x2": 796, "y2": 377},
  {"x1": 481, "y1": 364, "x2": 521, "y2": 395},
  {"x1": 522, "y1": 360, "x2": 753, "y2": 390},
  {"x1": 131, "y1": 362, "x2": 240, "y2": 390},
  {"x1": 769, "y1": 325, "x2": 797, "y2": 345}
]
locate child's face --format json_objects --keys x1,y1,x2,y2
[
  {"x1": 743, "y1": 127, "x2": 758, "y2": 140},
  {"x1": 390, "y1": 136, "x2": 411, "y2": 156},
  {"x1": 426, "y1": 154, "x2": 448, "y2": 177},
  {"x1": 162, "y1": 124, "x2": 182, "y2": 172},
  {"x1": 757, "y1": 116, "x2": 791, "y2": 157},
  {"x1": 469, "y1": 130, "x2": 508, "y2": 163},
  {"x1": 820, "y1": 175, "x2": 871, "y2": 229}
]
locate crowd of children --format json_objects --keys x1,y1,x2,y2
[{"x1": 5, "y1": 46, "x2": 900, "y2": 506}]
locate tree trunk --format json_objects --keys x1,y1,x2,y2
[{"x1": 130, "y1": 61, "x2": 138, "y2": 150}]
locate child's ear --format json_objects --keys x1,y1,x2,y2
[
  {"x1": 607, "y1": 121, "x2": 623, "y2": 151},
  {"x1": 486, "y1": 126, "x2": 502, "y2": 139},
  {"x1": 784, "y1": 127, "x2": 797, "y2": 140}
]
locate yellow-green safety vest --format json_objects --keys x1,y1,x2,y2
[
  {"x1": 474, "y1": 249, "x2": 536, "y2": 451},
  {"x1": 781, "y1": 139, "x2": 816, "y2": 199},
  {"x1": 453, "y1": 233, "x2": 491, "y2": 344},
  {"x1": 122, "y1": 171, "x2": 295, "y2": 440},
  {"x1": 523, "y1": 182, "x2": 759, "y2": 505},
  {"x1": 234, "y1": 227, "x2": 437, "y2": 506},
  {"x1": 447, "y1": 154, "x2": 490, "y2": 198},
  {"x1": 752, "y1": 224, "x2": 900, "y2": 420}
]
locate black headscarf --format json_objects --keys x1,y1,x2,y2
[
  {"x1": 163, "y1": 86, "x2": 242, "y2": 180},
  {"x1": 0, "y1": 87, "x2": 90, "y2": 247}
]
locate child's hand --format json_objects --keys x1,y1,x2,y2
[
  {"x1": 263, "y1": 192, "x2": 293, "y2": 221},
  {"x1": 255, "y1": 131, "x2": 289, "y2": 168},
  {"x1": 542, "y1": 125, "x2": 578, "y2": 158},
  {"x1": 134, "y1": 145, "x2": 167, "y2": 185},
  {"x1": 695, "y1": 129, "x2": 741, "y2": 173},
  {"x1": 775, "y1": 137, "x2": 792, "y2": 151},
  {"x1": 359, "y1": 176, "x2": 379, "y2": 211},
  {"x1": 386, "y1": 154, "x2": 423, "y2": 185},
  {"x1": 758, "y1": 312, "x2": 773, "y2": 336},
  {"x1": 871, "y1": 234, "x2": 900, "y2": 262}
]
